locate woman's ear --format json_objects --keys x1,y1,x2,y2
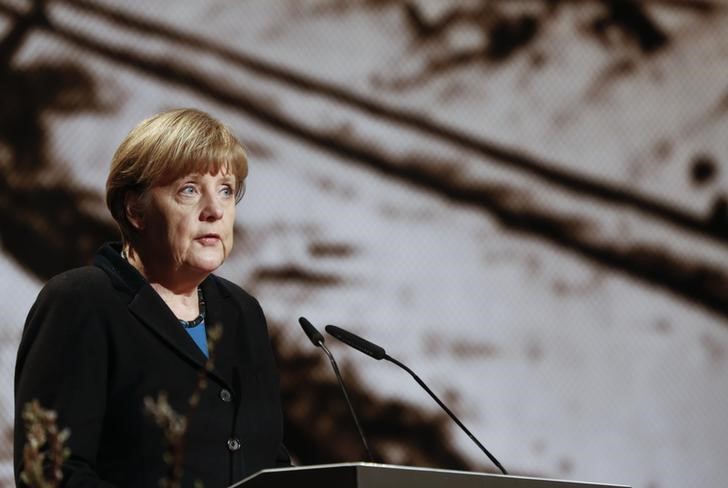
[{"x1": 124, "y1": 191, "x2": 146, "y2": 231}]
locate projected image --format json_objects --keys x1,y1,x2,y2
[{"x1": 1, "y1": 1, "x2": 727, "y2": 487}]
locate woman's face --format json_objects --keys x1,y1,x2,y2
[{"x1": 134, "y1": 170, "x2": 237, "y2": 279}]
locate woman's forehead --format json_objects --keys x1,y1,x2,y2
[
  {"x1": 177, "y1": 170, "x2": 235, "y2": 178},
  {"x1": 159, "y1": 161, "x2": 238, "y2": 183}
]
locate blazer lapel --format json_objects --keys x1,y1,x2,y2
[
  {"x1": 201, "y1": 276, "x2": 239, "y2": 389},
  {"x1": 96, "y1": 243, "x2": 236, "y2": 389},
  {"x1": 129, "y1": 284, "x2": 209, "y2": 370}
]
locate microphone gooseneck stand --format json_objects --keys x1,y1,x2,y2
[
  {"x1": 325, "y1": 324, "x2": 508, "y2": 476},
  {"x1": 298, "y1": 317, "x2": 374, "y2": 462}
]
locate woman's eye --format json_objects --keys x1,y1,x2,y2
[
  {"x1": 180, "y1": 185, "x2": 197, "y2": 195},
  {"x1": 221, "y1": 185, "x2": 234, "y2": 197}
]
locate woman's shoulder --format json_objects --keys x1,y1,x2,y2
[
  {"x1": 207, "y1": 275, "x2": 267, "y2": 320},
  {"x1": 208, "y1": 275, "x2": 270, "y2": 334},
  {"x1": 209, "y1": 274, "x2": 257, "y2": 304},
  {"x1": 39, "y1": 265, "x2": 114, "y2": 301},
  {"x1": 23, "y1": 267, "x2": 118, "y2": 339}
]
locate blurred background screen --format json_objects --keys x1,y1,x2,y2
[{"x1": 1, "y1": 1, "x2": 727, "y2": 487}]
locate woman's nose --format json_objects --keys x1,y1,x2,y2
[{"x1": 200, "y1": 193, "x2": 224, "y2": 221}]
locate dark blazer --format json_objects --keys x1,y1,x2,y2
[{"x1": 14, "y1": 243, "x2": 290, "y2": 487}]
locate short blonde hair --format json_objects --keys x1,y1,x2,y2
[{"x1": 106, "y1": 108, "x2": 248, "y2": 243}]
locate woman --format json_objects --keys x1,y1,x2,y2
[{"x1": 14, "y1": 108, "x2": 290, "y2": 487}]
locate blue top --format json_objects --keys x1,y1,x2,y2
[{"x1": 184, "y1": 320, "x2": 208, "y2": 357}]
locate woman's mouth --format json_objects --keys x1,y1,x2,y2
[{"x1": 196, "y1": 234, "x2": 221, "y2": 245}]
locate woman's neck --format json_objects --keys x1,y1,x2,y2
[
  {"x1": 150, "y1": 283, "x2": 200, "y2": 321},
  {"x1": 124, "y1": 244, "x2": 205, "y2": 321}
]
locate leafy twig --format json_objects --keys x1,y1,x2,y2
[
  {"x1": 144, "y1": 323, "x2": 223, "y2": 488},
  {"x1": 20, "y1": 399, "x2": 71, "y2": 488}
]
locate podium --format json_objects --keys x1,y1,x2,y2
[{"x1": 230, "y1": 462, "x2": 630, "y2": 488}]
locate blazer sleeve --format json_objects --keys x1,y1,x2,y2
[
  {"x1": 225, "y1": 280, "x2": 292, "y2": 473},
  {"x1": 14, "y1": 272, "x2": 116, "y2": 488},
  {"x1": 247, "y1": 290, "x2": 292, "y2": 470}
]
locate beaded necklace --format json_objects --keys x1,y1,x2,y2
[{"x1": 179, "y1": 286, "x2": 206, "y2": 328}]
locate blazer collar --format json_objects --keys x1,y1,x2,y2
[{"x1": 94, "y1": 242, "x2": 237, "y2": 388}]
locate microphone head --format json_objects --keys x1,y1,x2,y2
[
  {"x1": 299, "y1": 317, "x2": 325, "y2": 347},
  {"x1": 325, "y1": 325, "x2": 386, "y2": 360}
]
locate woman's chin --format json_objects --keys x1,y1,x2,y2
[{"x1": 186, "y1": 253, "x2": 226, "y2": 274}]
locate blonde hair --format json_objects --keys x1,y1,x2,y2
[{"x1": 106, "y1": 108, "x2": 248, "y2": 243}]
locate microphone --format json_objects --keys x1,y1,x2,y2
[
  {"x1": 324, "y1": 325, "x2": 385, "y2": 359},
  {"x1": 297, "y1": 317, "x2": 374, "y2": 462},
  {"x1": 325, "y1": 324, "x2": 508, "y2": 475},
  {"x1": 299, "y1": 315, "x2": 325, "y2": 346}
]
